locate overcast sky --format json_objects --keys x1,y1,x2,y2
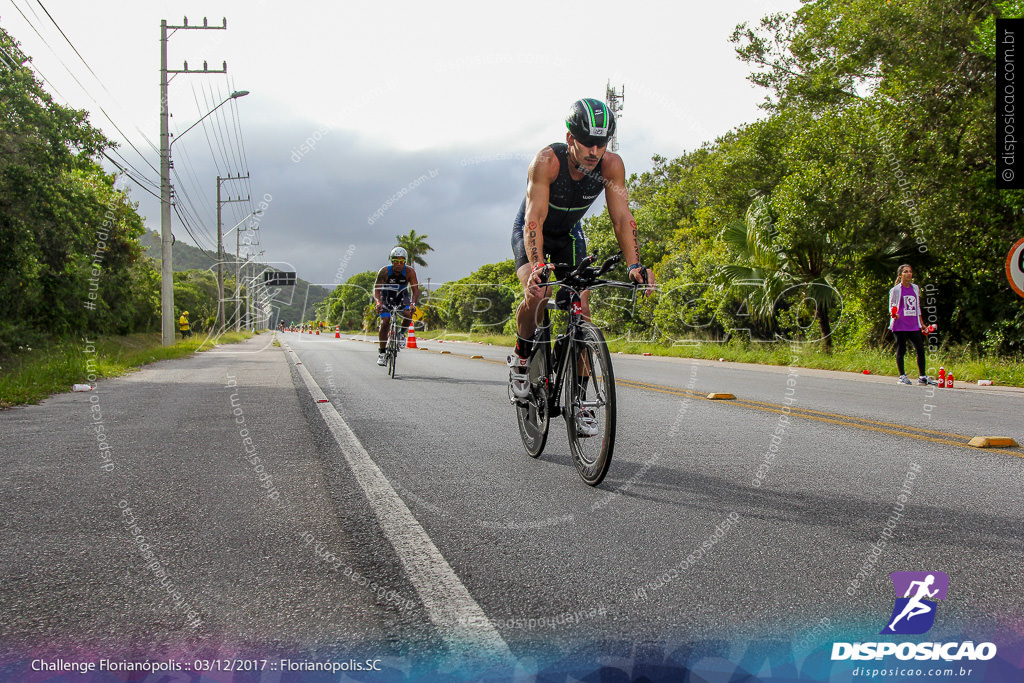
[{"x1": 4, "y1": 0, "x2": 803, "y2": 286}]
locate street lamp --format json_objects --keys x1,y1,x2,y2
[
  {"x1": 175, "y1": 91, "x2": 248, "y2": 145},
  {"x1": 159, "y1": 89, "x2": 250, "y2": 345}
]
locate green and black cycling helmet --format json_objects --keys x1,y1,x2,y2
[{"x1": 565, "y1": 98, "x2": 616, "y2": 148}]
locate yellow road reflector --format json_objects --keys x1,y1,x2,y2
[
  {"x1": 471, "y1": 355, "x2": 484, "y2": 359},
  {"x1": 440, "y1": 351, "x2": 451, "y2": 354},
  {"x1": 967, "y1": 436, "x2": 1019, "y2": 448},
  {"x1": 707, "y1": 393, "x2": 736, "y2": 400}
]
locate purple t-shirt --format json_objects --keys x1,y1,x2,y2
[{"x1": 892, "y1": 285, "x2": 921, "y2": 332}]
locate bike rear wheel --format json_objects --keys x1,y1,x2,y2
[
  {"x1": 564, "y1": 322, "x2": 616, "y2": 486},
  {"x1": 515, "y1": 330, "x2": 551, "y2": 458}
]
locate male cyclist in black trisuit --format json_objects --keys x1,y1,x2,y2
[
  {"x1": 507, "y1": 98, "x2": 655, "y2": 416},
  {"x1": 374, "y1": 246, "x2": 419, "y2": 366}
]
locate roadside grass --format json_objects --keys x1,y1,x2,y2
[
  {"x1": 0, "y1": 330, "x2": 255, "y2": 408},
  {"x1": 403, "y1": 328, "x2": 1024, "y2": 387}
]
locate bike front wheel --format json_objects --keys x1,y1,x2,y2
[
  {"x1": 387, "y1": 330, "x2": 398, "y2": 378},
  {"x1": 516, "y1": 332, "x2": 550, "y2": 458},
  {"x1": 564, "y1": 322, "x2": 616, "y2": 486}
]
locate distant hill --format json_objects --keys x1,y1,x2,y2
[
  {"x1": 139, "y1": 230, "x2": 218, "y2": 270},
  {"x1": 139, "y1": 230, "x2": 329, "y2": 324}
]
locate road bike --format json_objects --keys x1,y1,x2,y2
[
  {"x1": 513, "y1": 253, "x2": 642, "y2": 486},
  {"x1": 380, "y1": 303, "x2": 406, "y2": 378}
]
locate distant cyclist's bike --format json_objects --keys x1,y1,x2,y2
[
  {"x1": 513, "y1": 253, "x2": 642, "y2": 486},
  {"x1": 381, "y1": 303, "x2": 406, "y2": 378}
]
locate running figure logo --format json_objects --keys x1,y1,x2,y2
[{"x1": 881, "y1": 571, "x2": 949, "y2": 635}]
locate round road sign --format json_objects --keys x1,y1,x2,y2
[{"x1": 1008, "y1": 237, "x2": 1024, "y2": 298}]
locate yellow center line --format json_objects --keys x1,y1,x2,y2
[
  {"x1": 617, "y1": 377, "x2": 959, "y2": 435},
  {"x1": 616, "y1": 378, "x2": 1017, "y2": 453},
  {"x1": 732, "y1": 397, "x2": 973, "y2": 439},
  {"x1": 389, "y1": 348, "x2": 1020, "y2": 456}
]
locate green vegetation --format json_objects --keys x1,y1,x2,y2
[
  {"x1": 140, "y1": 231, "x2": 330, "y2": 326},
  {"x1": 0, "y1": 331, "x2": 254, "y2": 407},
  {"x1": 401, "y1": 1, "x2": 1024, "y2": 378},
  {"x1": 317, "y1": 270, "x2": 377, "y2": 330},
  {"x1": 0, "y1": 20, "x2": 324, "y2": 358},
  {"x1": 6, "y1": 4, "x2": 1021, "y2": 397},
  {"x1": 0, "y1": 26, "x2": 159, "y2": 352},
  {"x1": 138, "y1": 230, "x2": 217, "y2": 270},
  {"x1": 578, "y1": 0, "x2": 1024, "y2": 359}
]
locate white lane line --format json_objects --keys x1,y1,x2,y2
[{"x1": 284, "y1": 341, "x2": 511, "y2": 661}]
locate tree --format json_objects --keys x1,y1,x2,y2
[
  {"x1": 318, "y1": 270, "x2": 376, "y2": 330},
  {"x1": 395, "y1": 229, "x2": 434, "y2": 267},
  {"x1": 725, "y1": 0, "x2": 1022, "y2": 351},
  {"x1": 172, "y1": 270, "x2": 219, "y2": 332},
  {"x1": 0, "y1": 25, "x2": 158, "y2": 350},
  {"x1": 718, "y1": 196, "x2": 845, "y2": 348},
  {"x1": 432, "y1": 260, "x2": 519, "y2": 333}
]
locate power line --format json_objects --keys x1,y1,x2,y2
[
  {"x1": 174, "y1": 203, "x2": 217, "y2": 255},
  {"x1": 101, "y1": 151, "x2": 161, "y2": 200},
  {"x1": 8, "y1": 0, "x2": 161, "y2": 180},
  {"x1": 198, "y1": 83, "x2": 234, "y2": 178},
  {"x1": 172, "y1": 175, "x2": 218, "y2": 250},
  {"x1": 227, "y1": 75, "x2": 255, "y2": 215},
  {"x1": 1, "y1": 27, "x2": 159, "y2": 191},
  {"x1": 175, "y1": 143, "x2": 218, "y2": 226},
  {"x1": 201, "y1": 82, "x2": 250, "y2": 229}
]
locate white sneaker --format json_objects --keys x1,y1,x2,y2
[
  {"x1": 897, "y1": 374, "x2": 912, "y2": 385},
  {"x1": 507, "y1": 354, "x2": 531, "y2": 399},
  {"x1": 576, "y1": 408, "x2": 599, "y2": 438},
  {"x1": 377, "y1": 353, "x2": 386, "y2": 366}
]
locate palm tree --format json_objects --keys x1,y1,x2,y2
[
  {"x1": 395, "y1": 229, "x2": 434, "y2": 268},
  {"x1": 718, "y1": 197, "x2": 842, "y2": 350}
]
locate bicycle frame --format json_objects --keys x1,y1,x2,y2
[
  {"x1": 514, "y1": 252, "x2": 642, "y2": 485},
  {"x1": 535, "y1": 300, "x2": 588, "y2": 419}
]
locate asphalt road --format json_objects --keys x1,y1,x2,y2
[
  {"x1": 1, "y1": 331, "x2": 1022, "y2": 680},
  {"x1": 284, "y1": 332, "x2": 1024, "y2": 663}
]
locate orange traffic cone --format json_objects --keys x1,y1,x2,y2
[
  {"x1": 406, "y1": 323, "x2": 417, "y2": 349},
  {"x1": 335, "y1": 325, "x2": 340, "y2": 338}
]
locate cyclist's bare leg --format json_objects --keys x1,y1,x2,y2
[
  {"x1": 378, "y1": 316, "x2": 390, "y2": 352},
  {"x1": 576, "y1": 290, "x2": 594, "y2": 379},
  {"x1": 514, "y1": 262, "x2": 549, "y2": 350}
]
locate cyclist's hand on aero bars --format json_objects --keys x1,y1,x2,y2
[{"x1": 628, "y1": 263, "x2": 655, "y2": 296}]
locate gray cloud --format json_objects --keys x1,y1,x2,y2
[{"x1": 141, "y1": 115, "x2": 571, "y2": 287}]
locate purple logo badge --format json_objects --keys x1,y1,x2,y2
[{"x1": 881, "y1": 571, "x2": 949, "y2": 635}]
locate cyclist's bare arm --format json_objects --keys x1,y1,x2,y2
[
  {"x1": 522, "y1": 147, "x2": 560, "y2": 296},
  {"x1": 603, "y1": 153, "x2": 655, "y2": 292},
  {"x1": 373, "y1": 267, "x2": 388, "y2": 308},
  {"x1": 406, "y1": 267, "x2": 420, "y2": 306}
]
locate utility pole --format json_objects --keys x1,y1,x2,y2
[
  {"x1": 216, "y1": 173, "x2": 249, "y2": 332},
  {"x1": 236, "y1": 214, "x2": 259, "y2": 331},
  {"x1": 160, "y1": 17, "x2": 229, "y2": 346},
  {"x1": 605, "y1": 80, "x2": 624, "y2": 152},
  {"x1": 247, "y1": 250, "x2": 265, "y2": 331}
]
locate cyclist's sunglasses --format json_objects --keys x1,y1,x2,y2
[
  {"x1": 391, "y1": 258, "x2": 406, "y2": 264},
  {"x1": 571, "y1": 134, "x2": 609, "y2": 149}
]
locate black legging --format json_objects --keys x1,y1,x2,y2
[{"x1": 894, "y1": 329, "x2": 926, "y2": 376}]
